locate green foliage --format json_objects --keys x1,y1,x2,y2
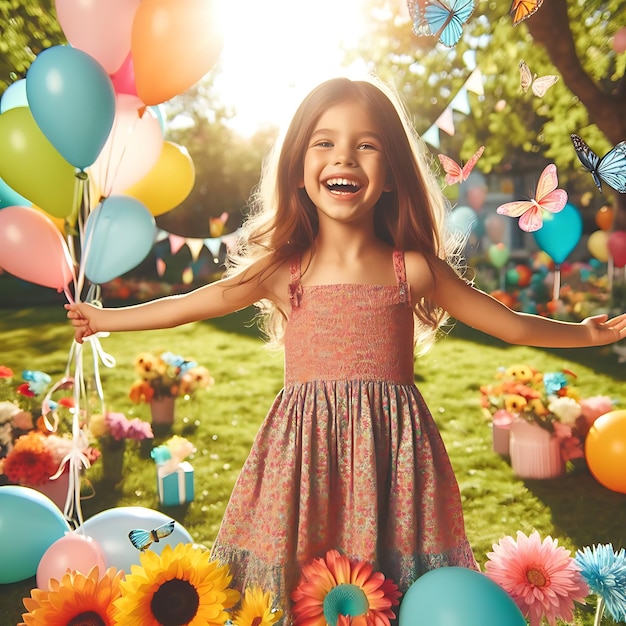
[{"x1": 0, "y1": 306, "x2": 625, "y2": 624}]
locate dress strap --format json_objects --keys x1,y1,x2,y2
[
  {"x1": 393, "y1": 250, "x2": 411, "y2": 306},
  {"x1": 288, "y1": 256, "x2": 303, "y2": 308}
]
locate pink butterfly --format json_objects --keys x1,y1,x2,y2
[
  {"x1": 496, "y1": 163, "x2": 567, "y2": 232},
  {"x1": 438, "y1": 145, "x2": 484, "y2": 185}
]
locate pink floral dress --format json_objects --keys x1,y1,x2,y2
[{"x1": 211, "y1": 250, "x2": 477, "y2": 620}]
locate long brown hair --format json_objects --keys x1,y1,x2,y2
[{"x1": 227, "y1": 76, "x2": 464, "y2": 352}]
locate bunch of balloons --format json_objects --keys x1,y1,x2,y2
[
  {"x1": 0, "y1": 485, "x2": 193, "y2": 587},
  {"x1": 0, "y1": 0, "x2": 223, "y2": 294}
]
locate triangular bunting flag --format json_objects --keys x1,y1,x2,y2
[
  {"x1": 186, "y1": 238, "x2": 205, "y2": 262},
  {"x1": 169, "y1": 234, "x2": 187, "y2": 255},
  {"x1": 421, "y1": 125, "x2": 440, "y2": 148},
  {"x1": 465, "y1": 68, "x2": 484, "y2": 95},
  {"x1": 156, "y1": 258, "x2": 166, "y2": 277},
  {"x1": 204, "y1": 237, "x2": 223, "y2": 259},
  {"x1": 451, "y1": 88, "x2": 470, "y2": 115},
  {"x1": 435, "y1": 107, "x2": 455, "y2": 136}
]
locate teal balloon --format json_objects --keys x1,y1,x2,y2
[
  {"x1": 83, "y1": 195, "x2": 156, "y2": 284},
  {"x1": 26, "y1": 45, "x2": 116, "y2": 169},
  {"x1": 533, "y1": 203, "x2": 582, "y2": 265},
  {"x1": 0, "y1": 176, "x2": 31, "y2": 209},
  {"x1": 399, "y1": 567, "x2": 526, "y2": 626},
  {"x1": 0, "y1": 485, "x2": 71, "y2": 584},
  {"x1": 0, "y1": 78, "x2": 28, "y2": 113},
  {"x1": 447, "y1": 205, "x2": 476, "y2": 235},
  {"x1": 82, "y1": 506, "x2": 193, "y2": 574}
]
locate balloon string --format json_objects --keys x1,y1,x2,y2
[
  {"x1": 101, "y1": 108, "x2": 141, "y2": 196},
  {"x1": 552, "y1": 266, "x2": 561, "y2": 301}
]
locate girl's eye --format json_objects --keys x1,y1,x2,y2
[
  {"x1": 313, "y1": 140, "x2": 333, "y2": 148},
  {"x1": 358, "y1": 142, "x2": 377, "y2": 150}
]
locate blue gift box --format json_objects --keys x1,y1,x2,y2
[{"x1": 157, "y1": 461, "x2": 194, "y2": 507}]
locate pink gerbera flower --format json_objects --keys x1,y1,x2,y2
[
  {"x1": 291, "y1": 549, "x2": 401, "y2": 626},
  {"x1": 485, "y1": 530, "x2": 588, "y2": 626}
]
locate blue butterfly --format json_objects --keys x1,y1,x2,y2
[
  {"x1": 128, "y1": 520, "x2": 175, "y2": 551},
  {"x1": 570, "y1": 133, "x2": 626, "y2": 193},
  {"x1": 408, "y1": 0, "x2": 475, "y2": 47}
]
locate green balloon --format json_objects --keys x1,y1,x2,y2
[{"x1": 0, "y1": 107, "x2": 77, "y2": 218}]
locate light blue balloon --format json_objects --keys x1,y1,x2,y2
[
  {"x1": 26, "y1": 45, "x2": 115, "y2": 170},
  {"x1": 150, "y1": 105, "x2": 166, "y2": 135},
  {"x1": 447, "y1": 205, "x2": 476, "y2": 235},
  {"x1": 0, "y1": 485, "x2": 71, "y2": 584},
  {"x1": 399, "y1": 567, "x2": 526, "y2": 626},
  {"x1": 533, "y1": 203, "x2": 583, "y2": 265},
  {"x1": 0, "y1": 176, "x2": 32, "y2": 209},
  {"x1": 83, "y1": 195, "x2": 156, "y2": 284},
  {"x1": 81, "y1": 506, "x2": 193, "y2": 574},
  {"x1": 0, "y1": 78, "x2": 28, "y2": 113}
]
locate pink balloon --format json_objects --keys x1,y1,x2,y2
[
  {"x1": 0, "y1": 206, "x2": 75, "y2": 290},
  {"x1": 89, "y1": 94, "x2": 163, "y2": 196},
  {"x1": 37, "y1": 532, "x2": 106, "y2": 589},
  {"x1": 485, "y1": 213, "x2": 507, "y2": 244},
  {"x1": 110, "y1": 53, "x2": 138, "y2": 96},
  {"x1": 608, "y1": 230, "x2": 626, "y2": 268},
  {"x1": 613, "y1": 27, "x2": 626, "y2": 54},
  {"x1": 54, "y1": 0, "x2": 141, "y2": 74}
]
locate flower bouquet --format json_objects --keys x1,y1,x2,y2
[
  {"x1": 129, "y1": 351, "x2": 214, "y2": 434},
  {"x1": 88, "y1": 412, "x2": 153, "y2": 483},
  {"x1": 480, "y1": 364, "x2": 616, "y2": 476}
]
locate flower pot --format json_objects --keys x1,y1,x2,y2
[
  {"x1": 491, "y1": 409, "x2": 512, "y2": 456},
  {"x1": 101, "y1": 439, "x2": 125, "y2": 484},
  {"x1": 150, "y1": 396, "x2": 176, "y2": 436},
  {"x1": 509, "y1": 419, "x2": 564, "y2": 479},
  {"x1": 29, "y1": 469, "x2": 70, "y2": 510}
]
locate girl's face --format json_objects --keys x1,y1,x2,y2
[{"x1": 301, "y1": 99, "x2": 392, "y2": 228}]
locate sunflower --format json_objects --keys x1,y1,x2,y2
[
  {"x1": 19, "y1": 566, "x2": 122, "y2": 626},
  {"x1": 504, "y1": 394, "x2": 527, "y2": 413},
  {"x1": 291, "y1": 549, "x2": 401, "y2": 626},
  {"x1": 115, "y1": 543, "x2": 239, "y2": 626},
  {"x1": 485, "y1": 530, "x2": 588, "y2": 626},
  {"x1": 232, "y1": 586, "x2": 283, "y2": 626}
]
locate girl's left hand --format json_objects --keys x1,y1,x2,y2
[{"x1": 582, "y1": 313, "x2": 626, "y2": 345}]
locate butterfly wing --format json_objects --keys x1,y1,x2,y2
[
  {"x1": 460, "y1": 145, "x2": 485, "y2": 180},
  {"x1": 510, "y1": 0, "x2": 544, "y2": 25},
  {"x1": 438, "y1": 154, "x2": 463, "y2": 185},
  {"x1": 531, "y1": 75, "x2": 558, "y2": 98},
  {"x1": 597, "y1": 142, "x2": 626, "y2": 193},
  {"x1": 534, "y1": 164, "x2": 568, "y2": 213},
  {"x1": 571, "y1": 133, "x2": 603, "y2": 191},
  {"x1": 519, "y1": 60, "x2": 532, "y2": 93},
  {"x1": 497, "y1": 200, "x2": 544, "y2": 232},
  {"x1": 129, "y1": 529, "x2": 153, "y2": 551},
  {"x1": 154, "y1": 520, "x2": 175, "y2": 540},
  {"x1": 497, "y1": 200, "x2": 534, "y2": 219},
  {"x1": 424, "y1": 0, "x2": 473, "y2": 47}
]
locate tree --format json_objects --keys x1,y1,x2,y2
[{"x1": 353, "y1": 0, "x2": 626, "y2": 208}]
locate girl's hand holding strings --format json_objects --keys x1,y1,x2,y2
[{"x1": 65, "y1": 303, "x2": 98, "y2": 344}]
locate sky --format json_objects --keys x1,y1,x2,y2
[{"x1": 214, "y1": 0, "x2": 377, "y2": 135}]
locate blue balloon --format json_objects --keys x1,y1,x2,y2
[
  {"x1": 0, "y1": 78, "x2": 28, "y2": 113},
  {"x1": 83, "y1": 195, "x2": 156, "y2": 284},
  {"x1": 0, "y1": 485, "x2": 71, "y2": 584},
  {"x1": 0, "y1": 176, "x2": 32, "y2": 209},
  {"x1": 533, "y1": 203, "x2": 583, "y2": 265},
  {"x1": 26, "y1": 45, "x2": 116, "y2": 170},
  {"x1": 81, "y1": 506, "x2": 193, "y2": 574},
  {"x1": 447, "y1": 205, "x2": 476, "y2": 236},
  {"x1": 399, "y1": 567, "x2": 526, "y2": 626}
]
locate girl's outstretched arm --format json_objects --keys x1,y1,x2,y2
[
  {"x1": 423, "y1": 256, "x2": 626, "y2": 348},
  {"x1": 65, "y1": 257, "x2": 289, "y2": 343}
]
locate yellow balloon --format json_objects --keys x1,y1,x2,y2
[
  {"x1": 33, "y1": 205, "x2": 65, "y2": 234},
  {"x1": 586, "y1": 410, "x2": 626, "y2": 493},
  {"x1": 587, "y1": 230, "x2": 609, "y2": 262},
  {"x1": 124, "y1": 141, "x2": 195, "y2": 216}
]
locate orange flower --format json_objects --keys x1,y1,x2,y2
[
  {"x1": 129, "y1": 380, "x2": 155, "y2": 404},
  {"x1": 3, "y1": 431, "x2": 58, "y2": 486},
  {"x1": 291, "y1": 549, "x2": 401, "y2": 626},
  {"x1": 20, "y1": 566, "x2": 123, "y2": 626}
]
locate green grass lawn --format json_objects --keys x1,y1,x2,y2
[{"x1": 0, "y1": 305, "x2": 625, "y2": 624}]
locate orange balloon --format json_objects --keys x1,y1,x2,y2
[
  {"x1": 585, "y1": 410, "x2": 626, "y2": 493},
  {"x1": 595, "y1": 205, "x2": 614, "y2": 231},
  {"x1": 124, "y1": 141, "x2": 195, "y2": 216},
  {"x1": 131, "y1": 0, "x2": 224, "y2": 105}
]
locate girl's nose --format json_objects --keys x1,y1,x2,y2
[{"x1": 334, "y1": 150, "x2": 356, "y2": 166}]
